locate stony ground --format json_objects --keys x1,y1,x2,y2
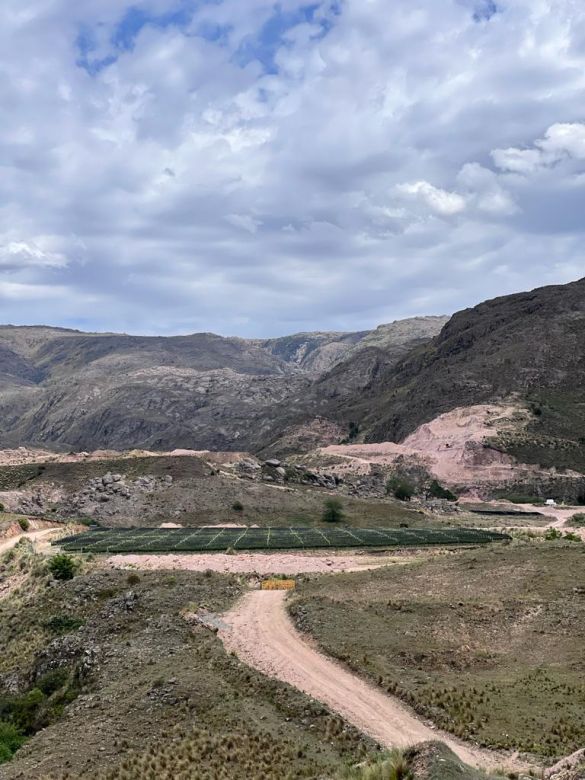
[{"x1": 0, "y1": 547, "x2": 377, "y2": 779}]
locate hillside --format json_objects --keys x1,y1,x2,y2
[
  {"x1": 0, "y1": 318, "x2": 446, "y2": 453},
  {"x1": 334, "y1": 278, "x2": 585, "y2": 472}
]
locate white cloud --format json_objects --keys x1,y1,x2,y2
[
  {"x1": 492, "y1": 122, "x2": 585, "y2": 173},
  {"x1": 0, "y1": 240, "x2": 68, "y2": 268},
  {"x1": 0, "y1": 0, "x2": 583, "y2": 335},
  {"x1": 538, "y1": 122, "x2": 585, "y2": 159},
  {"x1": 397, "y1": 181, "x2": 467, "y2": 217}
]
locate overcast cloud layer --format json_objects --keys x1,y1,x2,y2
[{"x1": 0, "y1": 0, "x2": 584, "y2": 336}]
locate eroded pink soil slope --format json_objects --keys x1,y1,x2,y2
[{"x1": 320, "y1": 404, "x2": 561, "y2": 485}]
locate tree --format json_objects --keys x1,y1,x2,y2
[
  {"x1": 428, "y1": 480, "x2": 457, "y2": 501},
  {"x1": 322, "y1": 498, "x2": 344, "y2": 523},
  {"x1": 386, "y1": 477, "x2": 415, "y2": 501},
  {"x1": 48, "y1": 554, "x2": 78, "y2": 581}
]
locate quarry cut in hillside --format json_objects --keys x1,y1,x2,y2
[{"x1": 319, "y1": 402, "x2": 585, "y2": 492}]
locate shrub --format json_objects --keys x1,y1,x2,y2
[
  {"x1": 36, "y1": 669, "x2": 69, "y2": 697},
  {"x1": 339, "y1": 749, "x2": 412, "y2": 779},
  {"x1": 544, "y1": 528, "x2": 562, "y2": 541},
  {"x1": 322, "y1": 498, "x2": 344, "y2": 523},
  {"x1": 17, "y1": 517, "x2": 30, "y2": 532},
  {"x1": 126, "y1": 573, "x2": 141, "y2": 585},
  {"x1": 567, "y1": 513, "x2": 585, "y2": 527},
  {"x1": 43, "y1": 615, "x2": 84, "y2": 634},
  {"x1": 48, "y1": 554, "x2": 79, "y2": 581},
  {"x1": 232, "y1": 501, "x2": 244, "y2": 512},
  {"x1": 564, "y1": 531, "x2": 582, "y2": 542},
  {"x1": 0, "y1": 721, "x2": 25, "y2": 764},
  {"x1": 0, "y1": 503, "x2": 4, "y2": 513},
  {"x1": 428, "y1": 480, "x2": 457, "y2": 501},
  {"x1": 8, "y1": 688, "x2": 45, "y2": 734},
  {"x1": 386, "y1": 477, "x2": 415, "y2": 501}
]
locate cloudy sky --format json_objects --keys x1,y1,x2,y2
[{"x1": 0, "y1": 0, "x2": 584, "y2": 336}]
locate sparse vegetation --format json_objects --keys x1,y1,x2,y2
[
  {"x1": 322, "y1": 498, "x2": 345, "y2": 523},
  {"x1": 48, "y1": 553, "x2": 79, "y2": 581},
  {"x1": 232, "y1": 500, "x2": 244, "y2": 512},
  {"x1": 17, "y1": 517, "x2": 30, "y2": 531},
  {"x1": 43, "y1": 615, "x2": 85, "y2": 634},
  {"x1": 291, "y1": 545, "x2": 585, "y2": 758},
  {"x1": 567, "y1": 513, "x2": 585, "y2": 527},
  {"x1": 338, "y1": 749, "x2": 412, "y2": 779},
  {"x1": 0, "y1": 722, "x2": 25, "y2": 765},
  {"x1": 428, "y1": 480, "x2": 457, "y2": 501},
  {"x1": 0, "y1": 567, "x2": 374, "y2": 778}
]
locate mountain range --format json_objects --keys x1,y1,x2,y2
[{"x1": 0, "y1": 276, "x2": 583, "y2": 471}]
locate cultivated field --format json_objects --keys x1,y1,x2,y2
[{"x1": 56, "y1": 526, "x2": 510, "y2": 553}]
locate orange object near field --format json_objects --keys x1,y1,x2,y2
[{"x1": 261, "y1": 579, "x2": 296, "y2": 590}]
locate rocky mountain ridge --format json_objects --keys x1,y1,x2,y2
[{"x1": 0, "y1": 317, "x2": 448, "y2": 452}]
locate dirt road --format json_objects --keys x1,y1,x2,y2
[
  {"x1": 219, "y1": 590, "x2": 526, "y2": 774},
  {"x1": 0, "y1": 527, "x2": 59, "y2": 555}
]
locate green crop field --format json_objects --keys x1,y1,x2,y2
[{"x1": 55, "y1": 526, "x2": 509, "y2": 553}]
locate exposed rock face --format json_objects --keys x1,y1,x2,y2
[
  {"x1": 0, "y1": 317, "x2": 447, "y2": 454},
  {"x1": 0, "y1": 278, "x2": 583, "y2": 473}
]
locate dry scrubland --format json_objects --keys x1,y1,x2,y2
[
  {"x1": 0, "y1": 533, "x2": 546, "y2": 780},
  {"x1": 290, "y1": 541, "x2": 585, "y2": 760},
  {"x1": 0, "y1": 541, "x2": 380, "y2": 779},
  {"x1": 0, "y1": 455, "x2": 424, "y2": 529}
]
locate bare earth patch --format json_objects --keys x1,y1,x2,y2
[
  {"x1": 319, "y1": 403, "x2": 570, "y2": 486},
  {"x1": 108, "y1": 550, "x2": 416, "y2": 575}
]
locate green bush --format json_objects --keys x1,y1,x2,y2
[
  {"x1": 428, "y1": 480, "x2": 457, "y2": 501},
  {"x1": 386, "y1": 477, "x2": 415, "y2": 501},
  {"x1": 0, "y1": 721, "x2": 25, "y2": 764},
  {"x1": 7, "y1": 688, "x2": 45, "y2": 734},
  {"x1": 322, "y1": 498, "x2": 344, "y2": 523},
  {"x1": 564, "y1": 531, "x2": 582, "y2": 543},
  {"x1": 232, "y1": 501, "x2": 244, "y2": 512},
  {"x1": 126, "y1": 572, "x2": 141, "y2": 585},
  {"x1": 544, "y1": 528, "x2": 562, "y2": 541},
  {"x1": 43, "y1": 615, "x2": 84, "y2": 634},
  {"x1": 36, "y1": 670, "x2": 69, "y2": 697},
  {"x1": 48, "y1": 553, "x2": 79, "y2": 581},
  {"x1": 17, "y1": 517, "x2": 30, "y2": 532},
  {"x1": 567, "y1": 513, "x2": 585, "y2": 527}
]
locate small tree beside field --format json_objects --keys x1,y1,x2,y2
[{"x1": 322, "y1": 498, "x2": 344, "y2": 523}]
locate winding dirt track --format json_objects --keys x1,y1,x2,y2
[
  {"x1": 219, "y1": 590, "x2": 526, "y2": 774},
  {"x1": 0, "y1": 527, "x2": 59, "y2": 555}
]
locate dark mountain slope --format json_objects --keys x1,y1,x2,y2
[{"x1": 349, "y1": 277, "x2": 585, "y2": 470}]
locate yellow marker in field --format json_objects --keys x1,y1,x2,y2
[{"x1": 261, "y1": 579, "x2": 296, "y2": 590}]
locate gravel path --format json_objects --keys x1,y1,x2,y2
[{"x1": 219, "y1": 590, "x2": 531, "y2": 774}]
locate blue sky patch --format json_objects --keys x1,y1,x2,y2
[
  {"x1": 76, "y1": 0, "x2": 225, "y2": 75},
  {"x1": 472, "y1": 0, "x2": 499, "y2": 22},
  {"x1": 233, "y1": 3, "x2": 337, "y2": 75}
]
